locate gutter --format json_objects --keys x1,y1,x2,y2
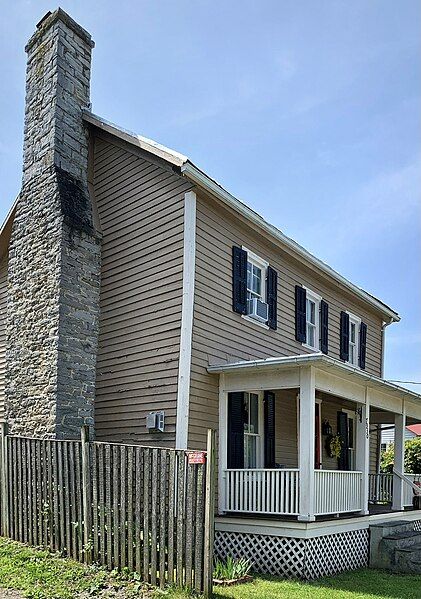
[
  {"x1": 207, "y1": 353, "x2": 421, "y2": 402},
  {"x1": 181, "y1": 162, "x2": 400, "y2": 324}
]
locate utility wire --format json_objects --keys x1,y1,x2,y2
[{"x1": 387, "y1": 380, "x2": 421, "y2": 385}]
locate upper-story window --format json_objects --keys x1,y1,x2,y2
[
  {"x1": 340, "y1": 311, "x2": 367, "y2": 369},
  {"x1": 246, "y1": 249, "x2": 268, "y2": 312},
  {"x1": 305, "y1": 289, "x2": 321, "y2": 350},
  {"x1": 348, "y1": 314, "x2": 361, "y2": 366},
  {"x1": 232, "y1": 246, "x2": 278, "y2": 330},
  {"x1": 295, "y1": 285, "x2": 328, "y2": 353}
]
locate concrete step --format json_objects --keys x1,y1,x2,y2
[
  {"x1": 394, "y1": 545, "x2": 421, "y2": 574},
  {"x1": 382, "y1": 530, "x2": 421, "y2": 550},
  {"x1": 370, "y1": 520, "x2": 416, "y2": 569}
]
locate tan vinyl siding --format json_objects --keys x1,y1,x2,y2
[
  {"x1": 189, "y1": 191, "x2": 384, "y2": 448},
  {"x1": 274, "y1": 392, "x2": 374, "y2": 473},
  {"x1": 370, "y1": 425, "x2": 380, "y2": 474},
  {"x1": 93, "y1": 132, "x2": 191, "y2": 445},
  {"x1": 0, "y1": 254, "x2": 7, "y2": 419},
  {"x1": 275, "y1": 389, "x2": 298, "y2": 468}
]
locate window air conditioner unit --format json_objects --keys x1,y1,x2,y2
[
  {"x1": 146, "y1": 411, "x2": 165, "y2": 432},
  {"x1": 247, "y1": 298, "x2": 268, "y2": 322}
]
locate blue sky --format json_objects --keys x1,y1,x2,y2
[{"x1": 1, "y1": 1, "x2": 420, "y2": 389}]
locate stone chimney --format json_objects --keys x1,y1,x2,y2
[{"x1": 5, "y1": 9, "x2": 101, "y2": 438}]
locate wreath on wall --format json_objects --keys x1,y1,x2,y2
[{"x1": 325, "y1": 434, "x2": 342, "y2": 459}]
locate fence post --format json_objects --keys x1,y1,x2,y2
[
  {"x1": 0, "y1": 422, "x2": 8, "y2": 537},
  {"x1": 81, "y1": 425, "x2": 92, "y2": 564},
  {"x1": 203, "y1": 428, "x2": 216, "y2": 597}
]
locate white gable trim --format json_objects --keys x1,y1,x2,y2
[{"x1": 175, "y1": 191, "x2": 196, "y2": 449}]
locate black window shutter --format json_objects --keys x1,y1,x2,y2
[
  {"x1": 320, "y1": 300, "x2": 329, "y2": 355},
  {"x1": 340, "y1": 311, "x2": 350, "y2": 361},
  {"x1": 232, "y1": 246, "x2": 247, "y2": 315},
  {"x1": 266, "y1": 266, "x2": 278, "y2": 330},
  {"x1": 295, "y1": 285, "x2": 307, "y2": 343},
  {"x1": 264, "y1": 391, "x2": 276, "y2": 468},
  {"x1": 359, "y1": 322, "x2": 367, "y2": 370},
  {"x1": 337, "y1": 411, "x2": 349, "y2": 471},
  {"x1": 227, "y1": 392, "x2": 245, "y2": 469}
]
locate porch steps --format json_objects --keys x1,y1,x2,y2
[{"x1": 370, "y1": 520, "x2": 421, "y2": 573}]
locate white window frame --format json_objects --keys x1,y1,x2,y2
[
  {"x1": 243, "y1": 391, "x2": 264, "y2": 469},
  {"x1": 303, "y1": 287, "x2": 322, "y2": 351},
  {"x1": 346, "y1": 312, "x2": 361, "y2": 367},
  {"x1": 241, "y1": 247, "x2": 269, "y2": 330}
]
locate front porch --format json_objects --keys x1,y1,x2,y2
[{"x1": 210, "y1": 354, "x2": 421, "y2": 523}]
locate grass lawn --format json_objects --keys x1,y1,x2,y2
[
  {"x1": 210, "y1": 569, "x2": 421, "y2": 599},
  {"x1": 0, "y1": 537, "x2": 420, "y2": 598}
]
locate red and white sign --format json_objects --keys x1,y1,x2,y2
[{"x1": 188, "y1": 451, "x2": 206, "y2": 465}]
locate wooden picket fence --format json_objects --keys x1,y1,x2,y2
[{"x1": 0, "y1": 425, "x2": 216, "y2": 596}]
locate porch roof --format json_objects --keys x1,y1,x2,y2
[{"x1": 207, "y1": 353, "x2": 421, "y2": 405}]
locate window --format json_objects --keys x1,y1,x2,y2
[
  {"x1": 242, "y1": 248, "x2": 269, "y2": 327},
  {"x1": 304, "y1": 289, "x2": 321, "y2": 350},
  {"x1": 243, "y1": 392, "x2": 262, "y2": 468},
  {"x1": 347, "y1": 313, "x2": 361, "y2": 366}
]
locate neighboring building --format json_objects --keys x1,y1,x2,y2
[
  {"x1": 1, "y1": 9, "x2": 420, "y2": 579},
  {"x1": 381, "y1": 423, "x2": 421, "y2": 452}
]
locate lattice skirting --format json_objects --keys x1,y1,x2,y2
[
  {"x1": 413, "y1": 519, "x2": 421, "y2": 532},
  {"x1": 214, "y1": 529, "x2": 369, "y2": 580}
]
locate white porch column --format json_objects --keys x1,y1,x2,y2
[
  {"x1": 392, "y1": 406, "x2": 406, "y2": 511},
  {"x1": 298, "y1": 366, "x2": 316, "y2": 522},
  {"x1": 356, "y1": 391, "x2": 370, "y2": 515}
]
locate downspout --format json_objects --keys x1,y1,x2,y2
[{"x1": 381, "y1": 317, "x2": 394, "y2": 379}]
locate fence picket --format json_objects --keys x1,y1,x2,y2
[
  {"x1": 143, "y1": 448, "x2": 151, "y2": 583},
  {"x1": 0, "y1": 432, "x2": 213, "y2": 595}
]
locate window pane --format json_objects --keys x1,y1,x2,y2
[
  {"x1": 243, "y1": 394, "x2": 249, "y2": 432},
  {"x1": 306, "y1": 299, "x2": 316, "y2": 324},
  {"x1": 249, "y1": 393, "x2": 259, "y2": 433},
  {"x1": 350, "y1": 322, "x2": 355, "y2": 343},
  {"x1": 247, "y1": 263, "x2": 252, "y2": 290},
  {"x1": 253, "y1": 265, "x2": 261, "y2": 295},
  {"x1": 307, "y1": 324, "x2": 315, "y2": 348},
  {"x1": 244, "y1": 436, "x2": 257, "y2": 469},
  {"x1": 350, "y1": 344, "x2": 355, "y2": 364}
]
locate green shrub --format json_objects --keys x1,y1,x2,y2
[
  {"x1": 381, "y1": 437, "x2": 421, "y2": 474},
  {"x1": 213, "y1": 556, "x2": 252, "y2": 580}
]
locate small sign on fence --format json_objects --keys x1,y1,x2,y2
[{"x1": 188, "y1": 451, "x2": 206, "y2": 465}]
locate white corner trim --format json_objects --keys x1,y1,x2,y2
[{"x1": 175, "y1": 191, "x2": 196, "y2": 449}]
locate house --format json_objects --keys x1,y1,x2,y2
[
  {"x1": 0, "y1": 9, "x2": 420, "y2": 579},
  {"x1": 381, "y1": 423, "x2": 421, "y2": 452}
]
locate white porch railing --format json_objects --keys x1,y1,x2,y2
[
  {"x1": 403, "y1": 474, "x2": 421, "y2": 507},
  {"x1": 368, "y1": 473, "x2": 393, "y2": 503},
  {"x1": 368, "y1": 473, "x2": 421, "y2": 506},
  {"x1": 314, "y1": 470, "x2": 362, "y2": 515},
  {"x1": 223, "y1": 469, "x2": 299, "y2": 515}
]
